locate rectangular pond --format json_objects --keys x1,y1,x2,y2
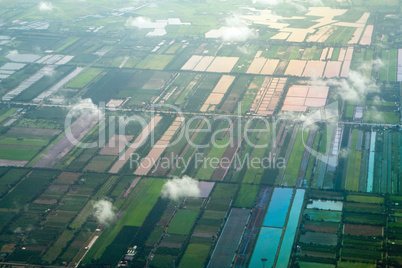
[
  {"x1": 276, "y1": 189, "x2": 305, "y2": 268},
  {"x1": 306, "y1": 199, "x2": 343, "y2": 211},
  {"x1": 367, "y1": 131, "x2": 376, "y2": 192},
  {"x1": 249, "y1": 227, "x2": 282, "y2": 268},
  {"x1": 263, "y1": 187, "x2": 293, "y2": 228}
]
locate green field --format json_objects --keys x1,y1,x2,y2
[
  {"x1": 233, "y1": 184, "x2": 259, "y2": 208},
  {"x1": 0, "y1": 170, "x2": 58, "y2": 209},
  {"x1": 136, "y1": 54, "x2": 175, "y2": 70},
  {"x1": 195, "y1": 137, "x2": 231, "y2": 180},
  {"x1": 0, "y1": 108, "x2": 17, "y2": 123},
  {"x1": 283, "y1": 130, "x2": 306, "y2": 186},
  {"x1": 0, "y1": 136, "x2": 49, "y2": 147},
  {"x1": 347, "y1": 195, "x2": 384, "y2": 204},
  {"x1": 0, "y1": 168, "x2": 29, "y2": 196},
  {"x1": 85, "y1": 178, "x2": 164, "y2": 262},
  {"x1": 298, "y1": 262, "x2": 335, "y2": 268},
  {"x1": 178, "y1": 243, "x2": 210, "y2": 268},
  {"x1": 363, "y1": 110, "x2": 400, "y2": 124},
  {"x1": 0, "y1": 147, "x2": 39, "y2": 161},
  {"x1": 305, "y1": 209, "x2": 342, "y2": 222},
  {"x1": 84, "y1": 155, "x2": 116, "y2": 173},
  {"x1": 337, "y1": 261, "x2": 376, "y2": 268},
  {"x1": 242, "y1": 124, "x2": 273, "y2": 184},
  {"x1": 66, "y1": 68, "x2": 103, "y2": 88},
  {"x1": 54, "y1": 36, "x2": 81, "y2": 52},
  {"x1": 167, "y1": 209, "x2": 199, "y2": 235},
  {"x1": 345, "y1": 129, "x2": 362, "y2": 191}
]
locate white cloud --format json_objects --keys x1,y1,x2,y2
[
  {"x1": 310, "y1": 59, "x2": 384, "y2": 104},
  {"x1": 237, "y1": 46, "x2": 251, "y2": 54},
  {"x1": 221, "y1": 15, "x2": 257, "y2": 42},
  {"x1": 66, "y1": 98, "x2": 100, "y2": 119},
  {"x1": 39, "y1": 1, "x2": 53, "y2": 11},
  {"x1": 125, "y1": 16, "x2": 153, "y2": 28},
  {"x1": 43, "y1": 66, "x2": 55, "y2": 77},
  {"x1": 93, "y1": 199, "x2": 116, "y2": 226},
  {"x1": 161, "y1": 176, "x2": 200, "y2": 201}
]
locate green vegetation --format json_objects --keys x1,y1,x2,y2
[
  {"x1": 136, "y1": 54, "x2": 175, "y2": 70},
  {"x1": 283, "y1": 130, "x2": 306, "y2": 186},
  {"x1": 196, "y1": 137, "x2": 231, "y2": 180},
  {"x1": 345, "y1": 129, "x2": 362, "y2": 191},
  {"x1": 0, "y1": 108, "x2": 17, "y2": 123},
  {"x1": 168, "y1": 209, "x2": 199, "y2": 235},
  {"x1": 305, "y1": 209, "x2": 342, "y2": 222},
  {"x1": 363, "y1": 110, "x2": 400, "y2": 124},
  {"x1": 66, "y1": 68, "x2": 103, "y2": 88},
  {"x1": 178, "y1": 244, "x2": 210, "y2": 268},
  {"x1": 347, "y1": 195, "x2": 384, "y2": 204},
  {"x1": 233, "y1": 184, "x2": 259, "y2": 208}
]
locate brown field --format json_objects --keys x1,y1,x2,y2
[
  {"x1": 360, "y1": 25, "x2": 374, "y2": 45},
  {"x1": 348, "y1": 27, "x2": 364, "y2": 44},
  {"x1": 338, "y1": 48, "x2": 347, "y2": 61},
  {"x1": 344, "y1": 224, "x2": 383, "y2": 236},
  {"x1": 287, "y1": 85, "x2": 309, "y2": 97},
  {"x1": 282, "y1": 84, "x2": 328, "y2": 111},
  {"x1": 305, "y1": 224, "x2": 338, "y2": 233},
  {"x1": 305, "y1": 98, "x2": 327, "y2": 107},
  {"x1": 181, "y1": 55, "x2": 203, "y2": 70},
  {"x1": 213, "y1": 75, "x2": 236, "y2": 94},
  {"x1": 109, "y1": 116, "x2": 162, "y2": 173},
  {"x1": 246, "y1": 58, "x2": 267, "y2": 74},
  {"x1": 206, "y1": 57, "x2": 239, "y2": 73},
  {"x1": 271, "y1": 32, "x2": 290, "y2": 40},
  {"x1": 260, "y1": 59, "x2": 280, "y2": 75},
  {"x1": 356, "y1": 12, "x2": 370, "y2": 24},
  {"x1": 284, "y1": 60, "x2": 307, "y2": 76},
  {"x1": 302, "y1": 61, "x2": 326, "y2": 77},
  {"x1": 307, "y1": 85, "x2": 330, "y2": 99},
  {"x1": 193, "y1": 56, "x2": 215, "y2": 72},
  {"x1": 106, "y1": 99, "x2": 124, "y2": 107},
  {"x1": 340, "y1": 61, "x2": 351, "y2": 78},
  {"x1": 320, "y1": 48, "x2": 329, "y2": 61},
  {"x1": 286, "y1": 29, "x2": 311, "y2": 42},
  {"x1": 344, "y1": 47, "x2": 354, "y2": 61},
  {"x1": 323, "y1": 61, "x2": 342, "y2": 78},
  {"x1": 307, "y1": 26, "x2": 332, "y2": 43},
  {"x1": 200, "y1": 75, "x2": 235, "y2": 112},
  {"x1": 134, "y1": 117, "x2": 184, "y2": 175},
  {"x1": 327, "y1": 48, "x2": 334, "y2": 59},
  {"x1": 250, "y1": 77, "x2": 286, "y2": 115}
]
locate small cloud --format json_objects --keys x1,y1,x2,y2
[
  {"x1": 125, "y1": 16, "x2": 152, "y2": 28},
  {"x1": 237, "y1": 46, "x2": 250, "y2": 54},
  {"x1": 39, "y1": 1, "x2": 53, "y2": 11},
  {"x1": 161, "y1": 176, "x2": 200, "y2": 202},
  {"x1": 221, "y1": 15, "x2": 257, "y2": 42},
  {"x1": 43, "y1": 67, "x2": 55, "y2": 77},
  {"x1": 93, "y1": 199, "x2": 116, "y2": 226}
]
